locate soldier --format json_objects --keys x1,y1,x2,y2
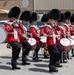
[
  {"x1": 30, "y1": 12, "x2": 42, "y2": 61},
  {"x1": 40, "y1": 14, "x2": 49, "y2": 58},
  {"x1": 58, "y1": 13, "x2": 68, "y2": 63},
  {"x1": 46, "y1": 9, "x2": 62, "y2": 72},
  {"x1": 64, "y1": 11, "x2": 71, "y2": 60},
  {"x1": 70, "y1": 14, "x2": 74, "y2": 57},
  {"x1": 4, "y1": 6, "x2": 21, "y2": 69},
  {"x1": 19, "y1": 10, "x2": 31, "y2": 65}
]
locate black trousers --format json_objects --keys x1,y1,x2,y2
[
  {"x1": 10, "y1": 42, "x2": 21, "y2": 67},
  {"x1": 48, "y1": 44, "x2": 60, "y2": 66},
  {"x1": 57, "y1": 43, "x2": 63, "y2": 62},
  {"x1": 22, "y1": 42, "x2": 31, "y2": 57},
  {"x1": 33, "y1": 42, "x2": 40, "y2": 58}
]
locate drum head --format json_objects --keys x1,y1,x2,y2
[
  {"x1": 40, "y1": 36, "x2": 47, "y2": 43},
  {"x1": 0, "y1": 26, "x2": 7, "y2": 43},
  {"x1": 28, "y1": 38, "x2": 36, "y2": 46},
  {"x1": 60, "y1": 38, "x2": 70, "y2": 46}
]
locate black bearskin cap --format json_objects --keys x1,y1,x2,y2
[
  {"x1": 41, "y1": 14, "x2": 48, "y2": 22},
  {"x1": 58, "y1": 13, "x2": 65, "y2": 22},
  {"x1": 70, "y1": 14, "x2": 74, "y2": 23},
  {"x1": 64, "y1": 11, "x2": 71, "y2": 20},
  {"x1": 47, "y1": 9, "x2": 61, "y2": 21},
  {"x1": 20, "y1": 10, "x2": 31, "y2": 21},
  {"x1": 30, "y1": 12, "x2": 37, "y2": 23},
  {"x1": 8, "y1": 6, "x2": 20, "y2": 19}
]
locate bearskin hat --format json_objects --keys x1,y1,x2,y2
[
  {"x1": 70, "y1": 14, "x2": 74, "y2": 23},
  {"x1": 58, "y1": 13, "x2": 65, "y2": 22},
  {"x1": 41, "y1": 14, "x2": 48, "y2": 22},
  {"x1": 8, "y1": 6, "x2": 20, "y2": 19},
  {"x1": 64, "y1": 11, "x2": 71, "y2": 20},
  {"x1": 47, "y1": 9, "x2": 61, "y2": 21},
  {"x1": 30, "y1": 12, "x2": 37, "y2": 23},
  {"x1": 20, "y1": 10, "x2": 31, "y2": 21}
]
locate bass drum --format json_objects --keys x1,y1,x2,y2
[
  {"x1": 28, "y1": 38, "x2": 36, "y2": 50},
  {"x1": 60, "y1": 38, "x2": 70, "y2": 47},
  {"x1": 0, "y1": 25, "x2": 7, "y2": 43}
]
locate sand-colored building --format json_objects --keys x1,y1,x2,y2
[{"x1": 0, "y1": 0, "x2": 74, "y2": 20}]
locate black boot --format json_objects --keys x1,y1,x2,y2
[
  {"x1": 12, "y1": 66, "x2": 21, "y2": 70},
  {"x1": 63, "y1": 60, "x2": 68, "y2": 63},
  {"x1": 44, "y1": 52, "x2": 49, "y2": 59},
  {"x1": 72, "y1": 54, "x2": 74, "y2": 57},
  {"x1": 33, "y1": 53, "x2": 42, "y2": 62},
  {"x1": 49, "y1": 65, "x2": 58, "y2": 72},
  {"x1": 33, "y1": 57, "x2": 42, "y2": 62},
  {"x1": 11, "y1": 61, "x2": 21, "y2": 70},
  {"x1": 22, "y1": 56, "x2": 30, "y2": 65},
  {"x1": 33, "y1": 54, "x2": 42, "y2": 61},
  {"x1": 54, "y1": 63, "x2": 62, "y2": 67}
]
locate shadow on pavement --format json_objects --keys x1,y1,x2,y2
[
  {"x1": 0, "y1": 56, "x2": 11, "y2": 59},
  {"x1": 0, "y1": 65, "x2": 12, "y2": 70},
  {"x1": 29, "y1": 68, "x2": 49, "y2": 73},
  {"x1": 7, "y1": 62, "x2": 23, "y2": 66},
  {"x1": 34, "y1": 63, "x2": 48, "y2": 67},
  {"x1": 6, "y1": 62, "x2": 11, "y2": 65}
]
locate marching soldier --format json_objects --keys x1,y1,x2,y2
[
  {"x1": 30, "y1": 12, "x2": 42, "y2": 61},
  {"x1": 4, "y1": 6, "x2": 21, "y2": 69},
  {"x1": 64, "y1": 11, "x2": 71, "y2": 60},
  {"x1": 70, "y1": 14, "x2": 74, "y2": 57},
  {"x1": 19, "y1": 10, "x2": 31, "y2": 65},
  {"x1": 46, "y1": 9, "x2": 62, "y2": 72},
  {"x1": 40, "y1": 14, "x2": 49, "y2": 58},
  {"x1": 58, "y1": 13, "x2": 68, "y2": 63}
]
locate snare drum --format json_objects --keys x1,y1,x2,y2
[
  {"x1": 40, "y1": 36, "x2": 47, "y2": 47},
  {"x1": 60, "y1": 38, "x2": 70, "y2": 46},
  {"x1": 28, "y1": 38, "x2": 36, "y2": 50}
]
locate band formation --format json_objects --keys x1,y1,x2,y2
[{"x1": 3, "y1": 6, "x2": 74, "y2": 72}]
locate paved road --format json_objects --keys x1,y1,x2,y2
[{"x1": 0, "y1": 43, "x2": 74, "y2": 75}]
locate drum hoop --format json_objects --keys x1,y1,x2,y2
[
  {"x1": 28, "y1": 38, "x2": 36, "y2": 46},
  {"x1": 70, "y1": 36, "x2": 74, "y2": 40},
  {"x1": 60, "y1": 38, "x2": 70, "y2": 46},
  {"x1": 68, "y1": 38, "x2": 74, "y2": 46},
  {"x1": 40, "y1": 36, "x2": 47, "y2": 43}
]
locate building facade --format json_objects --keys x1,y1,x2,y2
[{"x1": 0, "y1": 0, "x2": 74, "y2": 20}]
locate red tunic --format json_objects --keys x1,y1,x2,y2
[
  {"x1": 58, "y1": 25, "x2": 69, "y2": 51},
  {"x1": 55, "y1": 26, "x2": 64, "y2": 43},
  {"x1": 18, "y1": 24, "x2": 28, "y2": 43},
  {"x1": 40, "y1": 26, "x2": 45, "y2": 36},
  {"x1": 63, "y1": 23, "x2": 70, "y2": 37},
  {"x1": 30, "y1": 25, "x2": 40, "y2": 42},
  {"x1": 70, "y1": 25, "x2": 74, "y2": 36},
  {"x1": 44, "y1": 24, "x2": 56, "y2": 46},
  {"x1": 4, "y1": 21, "x2": 20, "y2": 43}
]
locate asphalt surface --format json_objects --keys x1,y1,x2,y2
[{"x1": 0, "y1": 43, "x2": 74, "y2": 75}]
